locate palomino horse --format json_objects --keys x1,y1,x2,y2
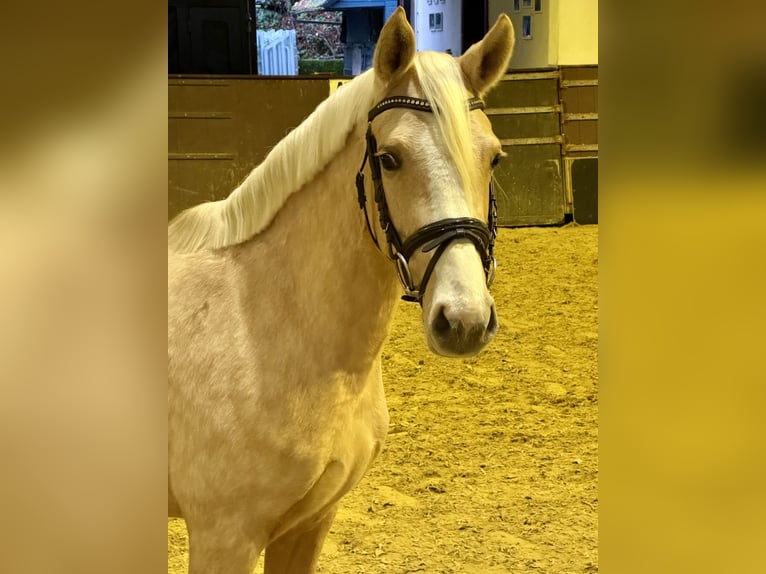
[{"x1": 168, "y1": 8, "x2": 514, "y2": 573}]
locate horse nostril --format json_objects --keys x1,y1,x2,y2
[
  {"x1": 432, "y1": 307, "x2": 452, "y2": 336},
  {"x1": 428, "y1": 302, "x2": 496, "y2": 356},
  {"x1": 486, "y1": 305, "x2": 498, "y2": 334}
]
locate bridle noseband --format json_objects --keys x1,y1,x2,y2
[{"x1": 355, "y1": 96, "x2": 498, "y2": 304}]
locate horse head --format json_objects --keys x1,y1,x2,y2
[{"x1": 364, "y1": 8, "x2": 515, "y2": 357}]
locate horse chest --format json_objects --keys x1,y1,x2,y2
[{"x1": 262, "y1": 373, "x2": 389, "y2": 539}]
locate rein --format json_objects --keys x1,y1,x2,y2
[{"x1": 355, "y1": 96, "x2": 498, "y2": 304}]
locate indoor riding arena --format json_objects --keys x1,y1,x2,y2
[
  {"x1": 169, "y1": 7, "x2": 598, "y2": 568},
  {"x1": 168, "y1": 224, "x2": 599, "y2": 573}
]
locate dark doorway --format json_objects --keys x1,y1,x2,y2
[
  {"x1": 169, "y1": 0, "x2": 255, "y2": 74},
  {"x1": 462, "y1": 0, "x2": 488, "y2": 54}
]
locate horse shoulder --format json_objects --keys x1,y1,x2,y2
[{"x1": 168, "y1": 251, "x2": 253, "y2": 390}]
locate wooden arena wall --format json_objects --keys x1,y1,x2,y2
[
  {"x1": 168, "y1": 76, "x2": 329, "y2": 220},
  {"x1": 169, "y1": 67, "x2": 598, "y2": 225}
]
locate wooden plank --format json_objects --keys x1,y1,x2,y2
[
  {"x1": 565, "y1": 143, "x2": 599, "y2": 152},
  {"x1": 493, "y1": 143, "x2": 565, "y2": 226},
  {"x1": 169, "y1": 114, "x2": 235, "y2": 154},
  {"x1": 485, "y1": 105, "x2": 561, "y2": 115},
  {"x1": 168, "y1": 111, "x2": 232, "y2": 119},
  {"x1": 570, "y1": 157, "x2": 598, "y2": 224},
  {"x1": 563, "y1": 119, "x2": 597, "y2": 147},
  {"x1": 169, "y1": 81, "x2": 233, "y2": 111},
  {"x1": 168, "y1": 78, "x2": 230, "y2": 86},
  {"x1": 168, "y1": 153, "x2": 236, "y2": 160},
  {"x1": 498, "y1": 214, "x2": 564, "y2": 226},
  {"x1": 502, "y1": 71, "x2": 560, "y2": 81},
  {"x1": 564, "y1": 150, "x2": 599, "y2": 159},
  {"x1": 485, "y1": 78, "x2": 559, "y2": 108},
  {"x1": 563, "y1": 112, "x2": 598, "y2": 121},
  {"x1": 560, "y1": 66, "x2": 598, "y2": 82},
  {"x1": 560, "y1": 79, "x2": 599, "y2": 87},
  {"x1": 560, "y1": 85, "x2": 598, "y2": 115},
  {"x1": 500, "y1": 136, "x2": 563, "y2": 146},
  {"x1": 489, "y1": 113, "x2": 560, "y2": 139}
]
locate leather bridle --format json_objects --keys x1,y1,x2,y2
[{"x1": 355, "y1": 95, "x2": 498, "y2": 304}]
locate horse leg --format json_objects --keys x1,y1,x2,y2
[
  {"x1": 186, "y1": 516, "x2": 263, "y2": 574},
  {"x1": 263, "y1": 505, "x2": 338, "y2": 574}
]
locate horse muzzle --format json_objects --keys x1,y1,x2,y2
[{"x1": 426, "y1": 299, "x2": 499, "y2": 357}]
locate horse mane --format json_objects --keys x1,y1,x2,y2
[
  {"x1": 168, "y1": 52, "x2": 474, "y2": 254},
  {"x1": 413, "y1": 52, "x2": 474, "y2": 197},
  {"x1": 168, "y1": 70, "x2": 378, "y2": 253}
]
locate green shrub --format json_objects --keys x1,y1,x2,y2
[{"x1": 298, "y1": 59, "x2": 344, "y2": 76}]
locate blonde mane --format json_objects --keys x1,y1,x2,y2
[
  {"x1": 413, "y1": 52, "x2": 474, "y2": 196},
  {"x1": 168, "y1": 52, "x2": 475, "y2": 254},
  {"x1": 168, "y1": 70, "x2": 378, "y2": 253}
]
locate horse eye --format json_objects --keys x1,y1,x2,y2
[
  {"x1": 378, "y1": 152, "x2": 400, "y2": 171},
  {"x1": 490, "y1": 153, "x2": 503, "y2": 169}
]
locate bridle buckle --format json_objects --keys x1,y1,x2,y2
[
  {"x1": 486, "y1": 256, "x2": 497, "y2": 288},
  {"x1": 394, "y1": 252, "x2": 419, "y2": 300}
]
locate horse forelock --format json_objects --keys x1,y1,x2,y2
[
  {"x1": 168, "y1": 70, "x2": 378, "y2": 254},
  {"x1": 412, "y1": 52, "x2": 475, "y2": 196}
]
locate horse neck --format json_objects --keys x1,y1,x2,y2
[{"x1": 234, "y1": 125, "x2": 401, "y2": 377}]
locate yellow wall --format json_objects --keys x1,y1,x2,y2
[
  {"x1": 555, "y1": 0, "x2": 598, "y2": 65},
  {"x1": 488, "y1": 0, "x2": 597, "y2": 69},
  {"x1": 489, "y1": 0, "x2": 553, "y2": 70}
]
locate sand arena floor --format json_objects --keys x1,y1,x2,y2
[{"x1": 168, "y1": 225, "x2": 599, "y2": 573}]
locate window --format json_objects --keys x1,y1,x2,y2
[
  {"x1": 522, "y1": 15, "x2": 532, "y2": 39},
  {"x1": 513, "y1": 0, "x2": 520, "y2": 11},
  {"x1": 535, "y1": 0, "x2": 542, "y2": 11},
  {"x1": 522, "y1": 0, "x2": 532, "y2": 7},
  {"x1": 429, "y1": 12, "x2": 443, "y2": 32}
]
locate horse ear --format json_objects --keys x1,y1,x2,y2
[
  {"x1": 373, "y1": 7, "x2": 416, "y2": 85},
  {"x1": 459, "y1": 14, "x2": 515, "y2": 96}
]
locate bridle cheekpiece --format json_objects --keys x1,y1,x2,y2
[{"x1": 355, "y1": 95, "x2": 498, "y2": 305}]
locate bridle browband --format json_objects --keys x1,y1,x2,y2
[{"x1": 355, "y1": 96, "x2": 498, "y2": 304}]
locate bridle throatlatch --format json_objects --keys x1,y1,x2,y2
[{"x1": 355, "y1": 96, "x2": 498, "y2": 304}]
